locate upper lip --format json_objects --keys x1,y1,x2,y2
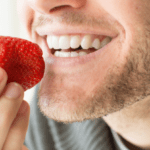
[{"x1": 35, "y1": 24, "x2": 119, "y2": 38}]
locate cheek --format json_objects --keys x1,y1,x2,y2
[
  {"x1": 99, "y1": 0, "x2": 149, "y2": 32},
  {"x1": 98, "y1": 0, "x2": 150, "y2": 59},
  {"x1": 17, "y1": 0, "x2": 34, "y2": 39}
]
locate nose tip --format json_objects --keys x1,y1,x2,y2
[{"x1": 27, "y1": 0, "x2": 86, "y2": 14}]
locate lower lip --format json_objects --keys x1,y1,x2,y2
[{"x1": 43, "y1": 37, "x2": 117, "y2": 67}]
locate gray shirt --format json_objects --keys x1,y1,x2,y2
[{"x1": 24, "y1": 84, "x2": 129, "y2": 150}]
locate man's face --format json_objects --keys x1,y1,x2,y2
[{"x1": 17, "y1": 0, "x2": 150, "y2": 123}]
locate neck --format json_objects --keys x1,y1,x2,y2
[
  {"x1": 119, "y1": 135, "x2": 149, "y2": 150},
  {"x1": 103, "y1": 95, "x2": 150, "y2": 150}
]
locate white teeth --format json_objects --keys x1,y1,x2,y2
[
  {"x1": 54, "y1": 51, "x2": 60, "y2": 57},
  {"x1": 70, "y1": 52, "x2": 79, "y2": 57},
  {"x1": 92, "y1": 38, "x2": 101, "y2": 49},
  {"x1": 47, "y1": 35, "x2": 53, "y2": 49},
  {"x1": 58, "y1": 51, "x2": 71, "y2": 57},
  {"x1": 47, "y1": 34, "x2": 112, "y2": 57},
  {"x1": 100, "y1": 37, "x2": 111, "y2": 48},
  {"x1": 81, "y1": 35, "x2": 92, "y2": 49},
  {"x1": 70, "y1": 35, "x2": 81, "y2": 49},
  {"x1": 47, "y1": 34, "x2": 111, "y2": 51},
  {"x1": 54, "y1": 51, "x2": 89, "y2": 57},
  {"x1": 52, "y1": 36, "x2": 59, "y2": 49},
  {"x1": 59, "y1": 35, "x2": 70, "y2": 49},
  {"x1": 79, "y1": 51, "x2": 88, "y2": 56}
]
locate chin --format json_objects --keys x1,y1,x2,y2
[
  {"x1": 37, "y1": 94, "x2": 114, "y2": 124},
  {"x1": 37, "y1": 62, "x2": 132, "y2": 123}
]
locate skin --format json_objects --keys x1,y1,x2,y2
[
  {"x1": 17, "y1": 0, "x2": 150, "y2": 149},
  {"x1": 0, "y1": 67, "x2": 30, "y2": 149}
]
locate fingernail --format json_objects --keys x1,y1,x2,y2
[{"x1": 4, "y1": 83, "x2": 22, "y2": 99}]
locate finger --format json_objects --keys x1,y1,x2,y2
[
  {"x1": 22, "y1": 145, "x2": 29, "y2": 150},
  {"x1": 0, "y1": 82, "x2": 24, "y2": 149},
  {"x1": 0, "y1": 68, "x2": 8, "y2": 96},
  {"x1": 2, "y1": 100, "x2": 30, "y2": 150}
]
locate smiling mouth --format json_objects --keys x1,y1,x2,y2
[{"x1": 46, "y1": 34, "x2": 112, "y2": 57}]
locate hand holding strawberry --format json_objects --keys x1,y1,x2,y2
[
  {"x1": 0, "y1": 36, "x2": 45, "y2": 91},
  {"x1": 0, "y1": 36, "x2": 45, "y2": 150}
]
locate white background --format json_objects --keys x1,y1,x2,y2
[{"x1": 0, "y1": 0, "x2": 36, "y2": 104}]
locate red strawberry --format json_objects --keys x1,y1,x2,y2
[{"x1": 0, "y1": 36, "x2": 45, "y2": 91}]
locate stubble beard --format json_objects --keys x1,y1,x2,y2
[{"x1": 37, "y1": 29, "x2": 150, "y2": 124}]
